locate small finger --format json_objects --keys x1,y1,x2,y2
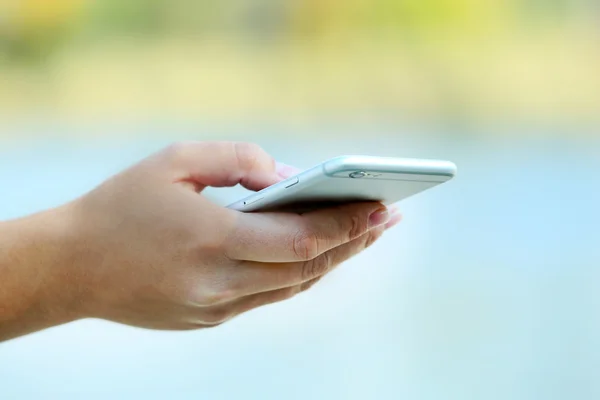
[{"x1": 199, "y1": 276, "x2": 323, "y2": 325}]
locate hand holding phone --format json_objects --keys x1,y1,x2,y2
[{"x1": 228, "y1": 155, "x2": 457, "y2": 213}]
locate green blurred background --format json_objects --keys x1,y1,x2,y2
[{"x1": 1, "y1": 0, "x2": 599, "y2": 128}]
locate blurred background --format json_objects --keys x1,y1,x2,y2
[{"x1": 1, "y1": 1, "x2": 599, "y2": 399}]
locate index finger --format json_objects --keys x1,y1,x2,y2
[
  {"x1": 224, "y1": 202, "x2": 390, "y2": 262},
  {"x1": 158, "y1": 141, "x2": 283, "y2": 192}
]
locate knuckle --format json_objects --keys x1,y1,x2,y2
[
  {"x1": 199, "y1": 321, "x2": 225, "y2": 329},
  {"x1": 346, "y1": 214, "x2": 366, "y2": 241},
  {"x1": 196, "y1": 235, "x2": 227, "y2": 257},
  {"x1": 203, "y1": 308, "x2": 232, "y2": 325},
  {"x1": 195, "y1": 288, "x2": 236, "y2": 306},
  {"x1": 180, "y1": 322, "x2": 208, "y2": 331},
  {"x1": 273, "y1": 287, "x2": 298, "y2": 303},
  {"x1": 364, "y1": 228, "x2": 384, "y2": 249},
  {"x1": 300, "y1": 277, "x2": 321, "y2": 292},
  {"x1": 301, "y1": 251, "x2": 331, "y2": 281},
  {"x1": 233, "y1": 142, "x2": 264, "y2": 171},
  {"x1": 165, "y1": 141, "x2": 191, "y2": 160},
  {"x1": 281, "y1": 286, "x2": 302, "y2": 302},
  {"x1": 293, "y1": 231, "x2": 320, "y2": 261},
  {"x1": 288, "y1": 286, "x2": 302, "y2": 299}
]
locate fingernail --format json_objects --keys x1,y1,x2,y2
[
  {"x1": 384, "y1": 212, "x2": 403, "y2": 230},
  {"x1": 276, "y1": 161, "x2": 302, "y2": 179},
  {"x1": 369, "y1": 208, "x2": 390, "y2": 228}
]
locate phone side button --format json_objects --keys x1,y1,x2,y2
[
  {"x1": 244, "y1": 196, "x2": 263, "y2": 206},
  {"x1": 284, "y1": 177, "x2": 299, "y2": 188}
]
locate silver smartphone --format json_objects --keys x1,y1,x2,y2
[{"x1": 227, "y1": 155, "x2": 457, "y2": 213}]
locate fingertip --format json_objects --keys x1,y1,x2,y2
[
  {"x1": 384, "y1": 212, "x2": 403, "y2": 230},
  {"x1": 275, "y1": 162, "x2": 302, "y2": 179},
  {"x1": 243, "y1": 171, "x2": 283, "y2": 191},
  {"x1": 369, "y1": 207, "x2": 391, "y2": 229},
  {"x1": 243, "y1": 161, "x2": 299, "y2": 191}
]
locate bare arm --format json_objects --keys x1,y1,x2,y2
[
  {"x1": 0, "y1": 207, "x2": 79, "y2": 341},
  {"x1": 0, "y1": 142, "x2": 401, "y2": 342}
]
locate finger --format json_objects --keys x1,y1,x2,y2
[
  {"x1": 275, "y1": 162, "x2": 302, "y2": 179},
  {"x1": 225, "y1": 201, "x2": 390, "y2": 262},
  {"x1": 161, "y1": 141, "x2": 292, "y2": 192},
  {"x1": 197, "y1": 276, "x2": 323, "y2": 326},
  {"x1": 224, "y1": 224, "x2": 386, "y2": 297},
  {"x1": 385, "y1": 209, "x2": 403, "y2": 229}
]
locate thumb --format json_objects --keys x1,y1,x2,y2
[{"x1": 165, "y1": 141, "x2": 296, "y2": 192}]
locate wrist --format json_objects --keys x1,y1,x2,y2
[{"x1": 0, "y1": 203, "x2": 83, "y2": 340}]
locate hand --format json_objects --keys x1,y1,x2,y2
[{"x1": 1, "y1": 142, "x2": 402, "y2": 338}]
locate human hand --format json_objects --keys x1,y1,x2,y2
[{"x1": 32, "y1": 142, "x2": 402, "y2": 331}]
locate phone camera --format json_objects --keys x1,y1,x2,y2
[{"x1": 349, "y1": 171, "x2": 367, "y2": 179}]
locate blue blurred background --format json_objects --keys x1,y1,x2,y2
[{"x1": 1, "y1": 1, "x2": 599, "y2": 399}]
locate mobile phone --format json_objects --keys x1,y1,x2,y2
[{"x1": 227, "y1": 155, "x2": 457, "y2": 213}]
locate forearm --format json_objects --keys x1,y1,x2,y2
[{"x1": 0, "y1": 206, "x2": 78, "y2": 342}]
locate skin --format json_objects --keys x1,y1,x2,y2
[{"x1": 0, "y1": 141, "x2": 402, "y2": 342}]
